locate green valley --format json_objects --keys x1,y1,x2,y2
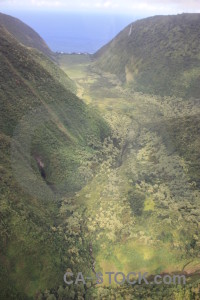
[
  {"x1": 56, "y1": 51, "x2": 200, "y2": 299},
  {"x1": 1, "y1": 11, "x2": 200, "y2": 300}
]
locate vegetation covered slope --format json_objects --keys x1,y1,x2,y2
[
  {"x1": 0, "y1": 25, "x2": 110, "y2": 298},
  {"x1": 94, "y1": 13, "x2": 200, "y2": 98},
  {"x1": 0, "y1": 12, "x2": 53, "y2": 58}
]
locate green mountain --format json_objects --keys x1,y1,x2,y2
[
  {"x1": 94, "y1": 13, "x2": 200, "y2": 98},
  {"x1": 0, "y1": 20, "x2": 110, "y2": 298},
  {"x1": 0, "y1": 12, "x2": 53, "y2": 59}
]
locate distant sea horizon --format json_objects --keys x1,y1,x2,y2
[{"x1": 1, "y1": 11, "x2": 140, "y2": 53}]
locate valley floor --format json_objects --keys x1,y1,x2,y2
[{"x1": 58, "y1": 53, "x2": 200, "y2": 291}]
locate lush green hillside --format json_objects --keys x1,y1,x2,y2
[
  {"x1": 0, "y1": 12, "x2": 53, "y2": 58},
  {"x1": 94, "y1": 13, "x2": 200, "y2": 98},
  {"x1": 0, "y1": 25, "x2": 110, "y2": 298}
]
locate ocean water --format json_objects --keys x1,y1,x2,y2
[{"x1": 3, "y1": 11, "x2": 139, "y2": 53}]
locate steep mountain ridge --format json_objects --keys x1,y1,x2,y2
[
  {"x1": 0, "y1": 23, "x2": 110, "y2": 298},
  {"x1": 0, "y1": 12, "x2": 53, "y2": 58},
  {"x1": 94, "y1": 13, "x2": 200, "y2": 98}
]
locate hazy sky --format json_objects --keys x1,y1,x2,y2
[{"x1": 1, "y1": 0, "x2": 200, "y2": 15}]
